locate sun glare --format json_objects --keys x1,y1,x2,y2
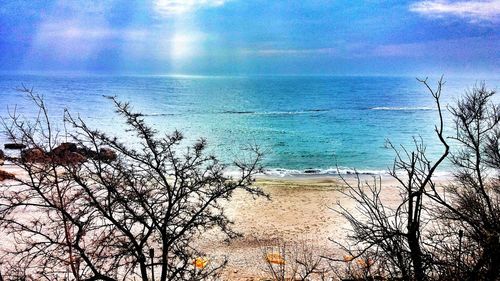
[{"x1": 170, "y1": 32, "x2": 204, "y2": 61}]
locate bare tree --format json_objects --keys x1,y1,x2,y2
[
  {"x1": 333, "y1": 79, "x2": 500, "y2": 281},
  {"x1": 0, "y1": 87, "x2": 266, "y2": 281},
  {"x1": 423, "y1": 83, "x2": 500, "y2": 281},
  {"x1": 331, "y1": 77, "x2": 450, "y2": 281}
]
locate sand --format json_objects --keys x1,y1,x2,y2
[
  {"x1": 194, "y1": 175, "x2": 430, "y2": 280},
  {"x1": 0, "y1": 163, "x2": 451, "y2": 280}
]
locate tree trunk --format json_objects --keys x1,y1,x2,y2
[
  {"x1": 408, "y1": 229, "x2": 426, "y2": 281},
  {"x1": 485, "y1": 234, "x2": 500, "y2": 281}
]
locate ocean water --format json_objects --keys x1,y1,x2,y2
[{"x1": 0, "y1": 74, "x2": 498, "y2": 175}]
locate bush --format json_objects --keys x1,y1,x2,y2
[
  {"x1": 333, "y1": 78, "x2": 500, "y2": 281},
  {"x1": 0, "y1": 87, "x2": 267, "y2": 281}
]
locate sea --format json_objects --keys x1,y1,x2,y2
[{"x1": 0, "y1": 74, "x2": 498, "y2": 176}]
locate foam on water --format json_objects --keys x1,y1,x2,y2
[
  {"x1": 263, "y1": 167, "x2": 389, "y2": 177},
  {"x1": 370, "y1": 106, "x2": 436, "y2": 111}
]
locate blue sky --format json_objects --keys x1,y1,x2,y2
[{"x1": 0, "y1": 0, "x2": 498, "y2": 76}]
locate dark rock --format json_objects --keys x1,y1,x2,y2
[
  {"x1": 98, "y1": 148, "x2": 117, "y2": 162},
  {"x1": 21, "y1": 148, "x2": 49, "y2": 163},
  {"x1": 21, "y1": 146, "x2": 86, "y2": 165},
  {"x1": 49, "y1": 143, "x2": 87, "y2": 165},
  {"x1": 58, "y1": 146, "x2": 116, "y2": 163},
  {"x1": 0, "y1": 170, "x2": 16, "y2": 181},
  {"x1": 4, "y1": 143, "x2": 26, "y2": 150},
  {"x1": 0, "y1": 149, "x2": 4, "y2": 166},
  {"x1": 304, "y1": 169, "x2": 320, "y2": 174},
  {"x1": 76, "y1": 147, "x2": 98, "y2": 159},
  {"x1": 56, "y1": 152, "x2": 86, "y2": 165},
  {"x1": 51, "y1": 143, "x2": 78, "y2": 157}
]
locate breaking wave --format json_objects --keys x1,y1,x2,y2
[
  {"x1": 262, "y1": 167, "x2": 389, "y2": 177},
  {"x1": 221, "y1": 109, "x2": 330, "y2": 115},
  {"x1": 370, "y1": 106, "x2": 436, "y2": 111}
]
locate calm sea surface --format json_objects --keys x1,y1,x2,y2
[{"x1": 1, "y1": 74, "x2": 498, "y2": 175}]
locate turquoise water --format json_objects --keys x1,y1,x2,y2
[{"x1": 0, "y1": 74, "x2": 498, "y2": 175}]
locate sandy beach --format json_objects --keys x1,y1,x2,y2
[
  {"x1": 0, "y1": 163, "x2": 451, "y2": 280},
  {"x1": 193, "y1": 174, "x2": 441, "y2": 280}
]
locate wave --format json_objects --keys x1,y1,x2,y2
[
  {"x1": 222, "y1": 109, "x2": 330, "y2": 115},
  {"x1": 132, "y1": 106, "x2": 434, "y2": 117},
  {"x1": 125, "y1": 109, "x2": 331, "y2": 117},
  {"x1": 304, "y1": 109, "x2": 330, "y2": 112},
  {"x1": 222, "y1": 110, "x2": 256, "y2": 114},
  {"x1": 260, "y1": 167, "x2": 454, "y2": 178},
  {"x1": 262, "y1": 167, "x2": 389, "y2": 177},
  {"x1": 137, "y1": 113, "x2": 177, "y2": 117},
  {"x1": 370, "y1": 106, "x2": 436, "y2": 111}
]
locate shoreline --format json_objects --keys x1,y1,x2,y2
[
  {"x1": 0, "y1": 161, "x2": 453, "y2": 280},
  {"x1": 1, "y1": 159, "x2": 455, "y2": 183},
  {"x1": 1, "y1": 160, "x2": 455, "y2": 181},
  {"x1": 196, "y1": 175, "x2": 452, "y2": 280}
]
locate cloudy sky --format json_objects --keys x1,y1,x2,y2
[{"x1": 0, "y1": 0, "x2": 498, "y2": 76}]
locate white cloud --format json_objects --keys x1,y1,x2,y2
[
  {"x1": 410, "y1": 0, "x2": 500, "y2": 23},
  {"x1": 155, "y1": 0, "x2": 228, "y2": 15},
  {"x1": 367, "y1": 37, "x2": 499, "y2": 58},
  {"x1": 38, "y1": 21, "x2": 148, "y2": 41}
]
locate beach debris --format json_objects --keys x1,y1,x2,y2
[
  {"x1": 4, "y1": 143, "x2": 26, "y2": 150},
  {"x1": 343, "y1": 255, "x2": 354, "y2": 262},
  {"x1": 343, "y1": 255, "x2": 374, "y2": 268},
  {"x1": 265, "y1": 253, "x2": 286, "y2": 265},
  {"x1": 356, "y1": 258, "x2": 375, "y2": 268},
  {"x1": 0, "y1": 170, "x2": 15, "y2": 181},
  {"x1": 193, "y1": 257, "x2": 209, "y2": 269}
]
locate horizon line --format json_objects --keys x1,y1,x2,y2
[{"x1": 0, "y1": 70, "x2": 499, "y2": 80}]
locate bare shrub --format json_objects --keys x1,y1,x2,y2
[
  {"x1": 423, "y1": 83, "x2": 500, "y2": 281},
  {"x1": 0, "y1": 87, "x2": 266, "y2": 281},
  {"x1": 332, "y1": 78, "x2": 500, "y2": 281},
  {"x1": 260, "y1": 238, "x2": 329, "y2": 281}
]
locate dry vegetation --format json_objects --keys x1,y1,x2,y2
[{"x1": 0, "y1": 78, "x2": 498, "y2": 281}]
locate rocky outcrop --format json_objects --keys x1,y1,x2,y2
[
  {"x1": 49, "y1": 143, "x2": 86, "y2": 165},
  {"x1": 21, "y1": 148, "x2": 49, "y2": 163},
  {"x1": 19, "y1": 144, "x2": 116, "y2": 165},
  {"x1": 60, "y1": 152, "x2": 87, "y2": 165},
  {"x1": 0, "y1": 170, "x2": 16, "y2": 181},
  {"x1": 51, "y1": 143, "x2": 78, "y2": 157},
  {"x1": 4, "y1": 143, "x2": 26, "y2": 150},
  {"x1": 76, "y1": 147, "x2": 98, "y2": 159},
  {"x1": 98, "y1": 148, "x2": 117, "y2": 162},
  {"x1": 76, "y1": 147, "x2": 117, "y2": 162}
]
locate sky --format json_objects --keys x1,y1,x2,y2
[{"x1": 0, "y1": 0, "x2": 499, "y2": 76}]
